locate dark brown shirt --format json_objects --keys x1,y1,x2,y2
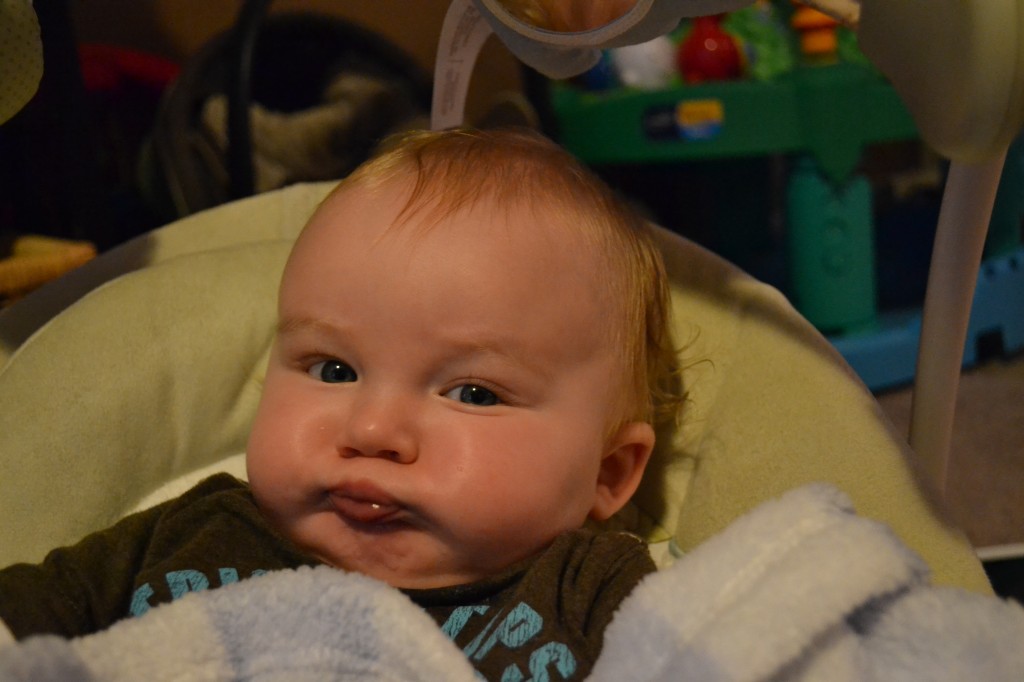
[{"x1": 0, "y1": 474, "x2": 655, "y2": 680}]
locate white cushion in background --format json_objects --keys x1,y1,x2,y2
[{"x1": 0, "y1": 242, "x2": 289, "y2": 565}]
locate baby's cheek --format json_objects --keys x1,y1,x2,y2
[{"x1": 246, "y1": 416, "x2": 295, "y2": 487}]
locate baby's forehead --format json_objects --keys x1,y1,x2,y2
[
  {"x1": 322, "y1": 173, "x2": 602, "y2": 249},
  {"x1": 307, "y1": 171, "x2": 630, "y2": 303}
]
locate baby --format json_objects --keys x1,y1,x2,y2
[{"x1": 0, "y1": 128, "x2": 682, "y2": 680}]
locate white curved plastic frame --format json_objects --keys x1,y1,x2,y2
[
  {"x1": 857, "y1": 0, "x2": 1024, "y2": 496},
  {"x1": 432, "y1": 0, "x2": 1024, "y2": 498},
  {"x1": 432, "y1": 0, "x2": 494, "y2": 131}
]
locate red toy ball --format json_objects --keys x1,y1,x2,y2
[{"x1": 678, "y1": 15, "x2": 743, "y2": 83}]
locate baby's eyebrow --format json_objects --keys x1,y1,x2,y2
[
  {"x1": 435, "y1": 334, "x2": 554, "y2": 380},
  {"x1": 276, "y1": 316, "x2": 344, "y2": 338}
]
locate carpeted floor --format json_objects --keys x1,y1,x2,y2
[{"x1": 875, "y1": 353, "x2": 1024, "y2": 550}]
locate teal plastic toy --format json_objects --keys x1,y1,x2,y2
[
  {"x1": 551, "y1": 62, "x2": 914, "y2": 332},
  {"x1": 787, "y1": 158, "x2": 874, "y2": 332}
]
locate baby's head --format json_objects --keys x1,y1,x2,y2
[{"x1": 247, "y1": 128, "x2": 680, "y2": 589}]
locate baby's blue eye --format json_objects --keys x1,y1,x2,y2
[
  {"x1": 445, "y1": 384, "x2": 500, "y2": 406},
  {"x1": 309, "y1": 360, "x2": 357, "y2": 383}
]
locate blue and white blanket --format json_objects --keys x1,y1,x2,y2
[{"x1": 2, "y1": 484, "x2": 1022, "y2": 681}]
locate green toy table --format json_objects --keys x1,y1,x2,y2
[{"x1": 551, "y1": 63, "x2": 918, "y2": 332}]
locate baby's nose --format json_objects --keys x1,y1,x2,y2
[
  {"x1": 338, "y1": 394, "x2": 418, "y2": 464},
  {"x1": 340, "y1": 441, "x2": 409, "y2": 463}
]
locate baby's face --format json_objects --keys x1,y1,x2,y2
[{"x1": 247, "y1": 177, "x2": 644, "y2": 589}]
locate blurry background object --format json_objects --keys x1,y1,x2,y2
[
  {"x1": 0, "y1": 235, "x2": 96, "y2": 307},
  {"x1": 144, "y1": 6, "x2": 431, "y2": 220},
  {"x1": 609, "y1": 36, "x2": 677, "y2": 90},
  {"x1": 0, "y1": 0, "x2": 43, "y2": 125},
  {"x1": 678, "y1": 14, "x2": 743, "y2": 83},
  {"x1": 790, "y1": 2, "x2": 839, "y2": 64}
]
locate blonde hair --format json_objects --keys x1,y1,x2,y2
[{"x1": 332, "y1": 127, "x2": 683, "y2": 432}]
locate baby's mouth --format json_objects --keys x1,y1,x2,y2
[{"x1": 329, "y1": 484, "x2": 404, "y2": 524}]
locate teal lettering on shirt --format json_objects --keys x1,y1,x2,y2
[
  {"x1": 448, "y1": 600, "x2": 580, "y2": 681},
  {"x1": 219, "y1": 567, "x2": 240, "y2": 585},
  {"x1": 166, "y1": 569, "x2": 210, "y2": 599},
  {"x1": 129, "y1": 567, "x2": 272, "y2": 619},
  {"x1": 469, "y1": 602, "x2": 543, "y2": 662},
  {"x1": 497, "y1": 638, "x2": 577, "y2": 675},
  {"x1": 527, "y1": 642, "x2": 576, "y2": 680},
  {"x1": 501, "y1": 665, "x2": 525, "y2": 682},
  {"x1": 498, "y1": 642, "x2": 576, "y2": 681},
  {"x1": 129, "y1": 583, "x2": 155, "y2": 617},
  {"x1": 442, "y1": 605, "x2": 491, "y2": 639}
]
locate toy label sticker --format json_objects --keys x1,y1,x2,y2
[
  {"x1": 642, "y1": 99, "x2": 725, "y2": 141},
  {"x1": 676, "y1": 99, "x2": 725, "y2": 140}
]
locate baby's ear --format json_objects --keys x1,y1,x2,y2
[{"x1": 590, "y1": 421, "x2": 655, "y2": 521}]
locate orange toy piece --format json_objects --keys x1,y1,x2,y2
[
  {"x1": 791, "y1": 3, "x2": 839, "y2": 61},
  {"x1": 0, "y1": 235, "x2": 97, "y2": 305}
]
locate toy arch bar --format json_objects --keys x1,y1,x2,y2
[{"x1": 432, "y1": 0, "x2": 1024, "y2": 500}]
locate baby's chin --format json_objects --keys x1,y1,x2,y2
[
  {"x1": 321, "y1": 552, "x2": 495, "y2": 590},
  {"x1": 279, "y1": 510, "x2": 553, "y2": 590},
  {"x1": 311, "y1": 538, "x2": 539, "y2": 591}
]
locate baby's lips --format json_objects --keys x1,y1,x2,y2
[{"x1": 329, "y1": 483, "x2": 403, "y2": 524}]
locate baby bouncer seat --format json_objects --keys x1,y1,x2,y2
[
  {"x1": 0, "y1": 174, "x2": 990, "y2": 588},
  {"x1": 2, "y1": 0, "x2": 1018, "y2": 678}
]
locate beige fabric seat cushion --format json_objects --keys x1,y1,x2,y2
[{"x1": 0, "y1": 183, "x2": 991, "y2": 593}]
